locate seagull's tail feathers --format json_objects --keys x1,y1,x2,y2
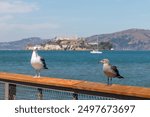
[
  {"x1": 44, "y1": 66, "x2": 48, "y2": 69},
  {"x1": 40, "y1": 57, "x2": 48, "y2": 69},
  {"x1": 117, "y1": 75, "x2": 124, "y2": 79}
]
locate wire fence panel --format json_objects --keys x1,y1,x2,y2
[
  {"x1": 78, "y1": 94, "x2": 117, "y2": 100},
  {"x1": 16, "y1": 85, "x2": 37, "y2": 100},
  {"x1": 42, "y1": 89, "x2": 74, "y2": 100},
  {"x1": 15, "y1": 84, "x2": 74, "y2": 100},
  {"x1": 0, "y1": 82, "x2": 118, "y2": 100},
  {"x1": 0, "y1": 82, "x2": 5, "y2": 100}
]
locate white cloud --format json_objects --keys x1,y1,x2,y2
[
  {"x1": 0, "y1": 1, "x2": 38, "y2": 13},
  {"x1": 0, "y1": 1, "x2": 61, "y2": 42}
]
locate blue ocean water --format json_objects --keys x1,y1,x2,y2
[{"x1": 0, "y1": 50, "x2": 150, "y2": 88}]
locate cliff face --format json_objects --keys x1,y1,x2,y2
[{"x1": 86, "y1": 29, "x2": 150, "y2": 50}]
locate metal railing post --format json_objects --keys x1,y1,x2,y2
[
  {"x1": 9, "y1": 84, "x2": 16, "y2": 100},
  {"x1": 37, "y1": 88, "x2": 43, "y2": 100},
  {"x1": 73, "y1": 93, "x2": 78, "y2": 100},
  {"x1": 5, "y1": 83, "x2": 16, "y2": 100},
  {"x1": 4, "y1": 83, "x2": 9, "y2": 100}
]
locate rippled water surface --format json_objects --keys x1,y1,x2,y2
[{"x1": 0, "y1": 50, "x2": 150, "y2": 87}]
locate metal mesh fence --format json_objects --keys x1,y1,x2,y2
[
  {"x1": 42, "y1": 89, "x2": 74, "y2": 100},
  {"x1": 16, "y1": 86, "x2": 37, "y2": 100},
  {"x1": 78, "y1": 94, "x2": 117, "y2": 100},
  {"x1": 0, "y1": 82, "x2": 5, "y2": 100},
  {"x1": 0, "y1": 81, "x2": 117, "y2": 100}
]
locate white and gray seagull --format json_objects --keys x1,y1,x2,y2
[
  {"x1": 31, "y1": 47, "x2": 48, "y2": 78},
  {"x1": 100, "y1": 59, "x2": 124, "y2": 85}
]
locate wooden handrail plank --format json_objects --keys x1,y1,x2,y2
[
  {"x1": 0, "y1": 72, "x2": 150, "y2": 99},
  {"x1": 0, "y1": 72, "x2": 82, "y2": 88}
]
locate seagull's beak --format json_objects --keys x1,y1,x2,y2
[{"x1": 100, "y1": 60, "x2": 104, "y2": 64}]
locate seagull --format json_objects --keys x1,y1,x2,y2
[
  {"x1": 31, "y1": 47, "x2": 48, "y2": 78},
  {"x1": 100, "y1": 59, "x2": 124, "y2": 85}
]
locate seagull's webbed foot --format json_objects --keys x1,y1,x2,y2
[
  {"x1": 33, "y1": 75, "x2": 38, "y2": 78},
  {"x1": 33, "y1": 70, "x2": 40, "y2": 78},
  {"x1": 37, "y1": 72, "x2": 41, "y2": 78}
]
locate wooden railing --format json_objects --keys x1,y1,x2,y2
[{"x1": 0, "y1": 72, "x2": 150, "y2": 100}]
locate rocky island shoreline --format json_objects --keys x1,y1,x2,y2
[{"x1": 26, "y1": 37, "x2": 91, "y2": 51}]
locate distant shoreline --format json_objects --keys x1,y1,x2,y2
[{"x1": 1, "y1": 49, "x2": 150, "y2": 52}]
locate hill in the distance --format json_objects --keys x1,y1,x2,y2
[
  {"x1": 86, "y1": 28, "x2": 150, "y2": 50},
  {"x1": 0, "y1": 37, "x2": 49, "y2": 50}
]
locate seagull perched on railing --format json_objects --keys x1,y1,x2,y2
[
  {"x1": 31, "y1": 47, "x2": 48, "y2": 78},
  {"x1": 100, "y1": 59, "x2": 124, "y2": 85}
]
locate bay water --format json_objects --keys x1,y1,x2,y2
[{"x1": 0, "y1": 50, "x2": 150, "y2": 88}]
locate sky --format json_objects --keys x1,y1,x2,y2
[{"x1": 1, "y1": 0, "x2": 150, "y2": 42}]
